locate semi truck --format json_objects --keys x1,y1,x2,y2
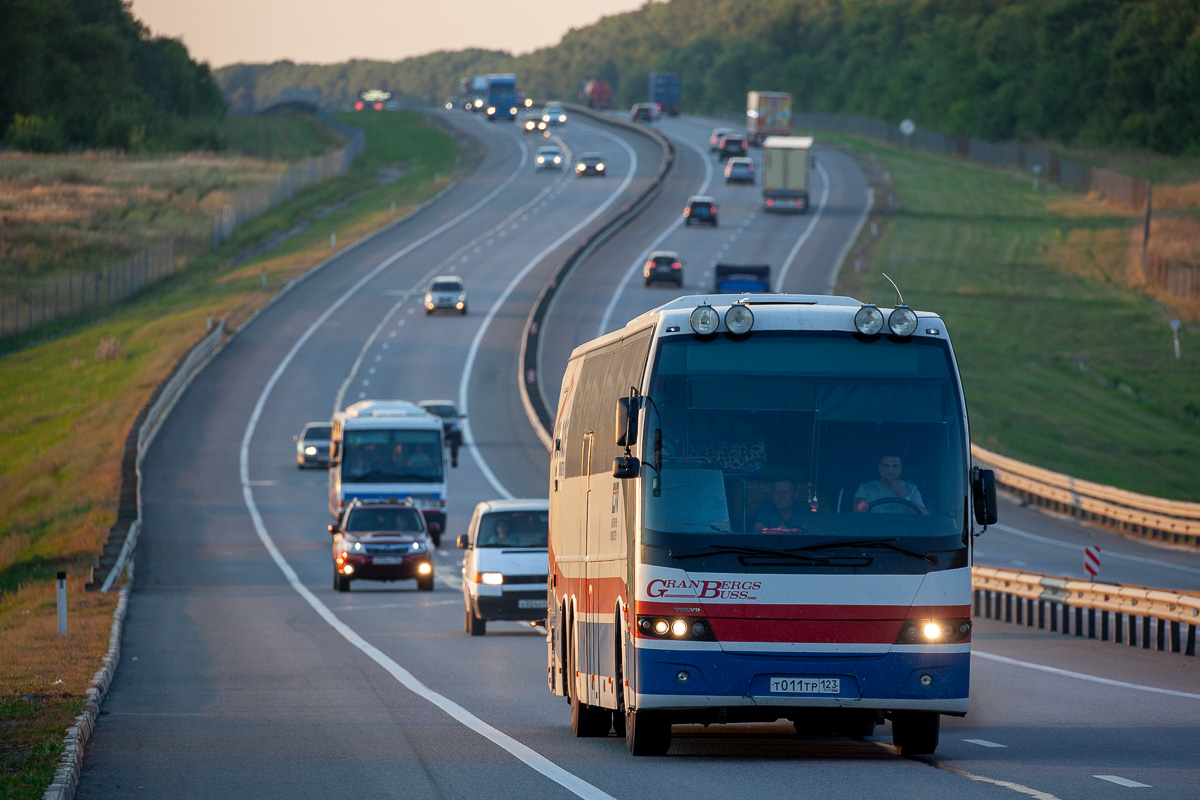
[
  {"x1": 485, "y1": 74, "x2": 519, "y2": 121},
  {"x1": 761, "y1": 135, "x2": 814, "y2": 213},
  {"x1": 648, "y1": 72, "x2": 681, "y2": 116},
  {"x1": 746, "y1": 91, "x2": 793, "y2": 146},
  {"x1": 580, "y1": 77, "x2": 612, "y2": 109}
]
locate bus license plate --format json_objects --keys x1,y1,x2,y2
[
  {"x1": 371, "y1": 556, "x2": 404, "y2": 565},
  {"x1": 770, "y1": 677, "x2": 840, "y2": 694},
  {"x1": 518, "y1": 599, "x2": 543, "y2": 609}
]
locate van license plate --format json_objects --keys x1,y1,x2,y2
[
  {"x1": 770, "y1": 677, "x2": 840, "y2": 694},
  {"x1": 518, "y1": 599, "x2": 543, "y2": 609}
]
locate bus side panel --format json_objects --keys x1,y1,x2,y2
[{"x1": 548, "y1": 357, "x2": 583, "y2": 698}]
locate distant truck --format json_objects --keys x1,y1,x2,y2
[
  {"x1": 580, "y1": 77, "x2": 612, "y2": 110},
  {"x1": 746, "y1": 91, "x2": 793, "y2": 146},
  {"x1": 713, "y1": 263, "x2": 771, "y2": 293},
  {"x1": 761, "y1": 135, "x2": 814, "y2": 213},
  {"x1": 485, "y1": 74, "x2": 519, "y2": 121},
  {"x1": 648, "y1": 72, "x2": 681, "y2": 116}
]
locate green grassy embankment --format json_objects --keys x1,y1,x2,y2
[
  {"x1": 0, "y1": 109, "x2": 465, "y2": 800},
  {"x1": 829, "y1": 134, "x2": 1200, "y2": 501}
]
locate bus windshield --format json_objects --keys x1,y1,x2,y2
[
  {"x1": 341, "y1": 429, "x2": 443, "y2": 484},
  {"x1": 643, "y1": 331, "x2": 968, "y2": 551}
]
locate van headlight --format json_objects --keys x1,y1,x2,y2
[{"x1": 481, "y1": 572, "x2": 504, "y2": 585}]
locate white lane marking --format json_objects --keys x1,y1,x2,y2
[
  {"x1": 1094, "y1": 775, "x2": 1151, "y2": 788},
  {"x1": 594, "y1": 135, "x2": 712, "y2": 337},
  {"x1": 774, "y1": 160, "x2": 831, "y2": 290},
  {"x1": 973, "y1": 650, "x2": 1200, "y2": 700},
  {"x1": 991, "y1": 522, "x2": 1200, "y2": 576},
  {"x1": 932, "y1": 762, "x2": 1063, "y2": 800},
  {"x1": 963, "y1": 739, "x2": 1007, "y2": 748},
  {"x1": 460, "y1": 124, "x2": 639, "y2": 498}
]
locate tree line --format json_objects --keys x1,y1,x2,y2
[
  {"x1": 218, "y1": 0, "x2": 1200, "y2": 156},
  {"x1": 0, "y1": 0, "x2": 225, "y2": 152}
]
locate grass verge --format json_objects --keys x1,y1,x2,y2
[
  {"x1": 0, "y1": 109, "x2": 467, "y2": 800},
  {"x1": 828, "y1": 133, "x2": 1200, "y2": 501}
]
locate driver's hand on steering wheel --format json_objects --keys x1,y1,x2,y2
[{"x1": 853, "y1": 498, "x2": 869, "y2": 513}]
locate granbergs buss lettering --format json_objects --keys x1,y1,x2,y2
[{"x1": 646, "y1": 579, "x2": 761, "y2": 601}]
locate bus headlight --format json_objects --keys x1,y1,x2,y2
[
  {"x1": 689, "y1": 305, "x2": 720, "y2": 335},
  {"x1": 724, "y1": 304, "x2": 754, "y2": 335},
  {"x1": 638, "y1": 615, "x2": 715, "y2": 641},
  {"x1": 896, "y1": 618, "x2": 971, "y2": 644},
  {"x1": 888, "y1": 306, "x2": 918, "y2": 337},
  {"x1": 854, "y1": 304, "x2": 884, "y2": 335}
]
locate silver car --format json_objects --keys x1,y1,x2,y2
[
  {"x1": 535, "y1": 146, "x2": 564, "y2": 171},
  {"x1": 542, "y1": 104, "x2": 567, "y2": 126},
  {"x1": 294, "y1": 422, "x2": 332, "y2": 468},
  {"x1": 424, "y1": 275, "x2": 467, "y2": 315}
]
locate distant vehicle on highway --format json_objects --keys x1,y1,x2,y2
[
  {"x1": 535, "y1": 145, "x2": 564, "y2": 171},
  {"x1": 522, "y1": 110, "x2": 547, "y2": 133},
  {"x1": 444, "y1": 97, "x2": 457, "y2": 111},
  {"x1": 709, "y1": 127, "x2": 736, "y2": 152},
  {"x1": 643, "y1": 250, "x2": 684, "y2": 287},
  {"x1": 542, "y1": 104, "x2": 568, "y2": 126},
  {"x1": 724, "y1": 156, "x2": 755, "y2": 184},
  {"x1": 330, "y1": 498, "x2": 433, "y2": 592},
  {"x1": 458, "y1": 499, "x2": 550, "y2": 635},
  {"x1": 718, "y1": 133, "x2": 749, "y2": 161},
  {"x1": 424, "y1": 275, "x2": 467, "y2": 315},
  {"x1": 575, "y1": 152, "x2": 606, "y2": 177},
  {"x1": 294, "y1": 422, "x2": 332, "y2": 468},
  {"x1": 713, "y1": 262, "x2": 771, "y2": 293},
  {"x1": 683, "y1": 195, "x2": 718, "y2": 227},
  {"x1": 416, "y1": 400, "x2": 464, "y2": 448},
  {"x1": 631, "y1": 103, "x2": 655, "y2": 122},
  {"x1": 580, "y1": 77, "x2": 612, "y2": 109}
]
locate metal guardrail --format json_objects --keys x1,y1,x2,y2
[
  {"x1": 972, "y1": 444, "x2": 1200, "y2": 547},
  {"x1": 518, "y1": 104, "x2": 676, "y2": 449},
  {"x1": 973, "y1": 566, "x2": 1199, "y2": 656}
]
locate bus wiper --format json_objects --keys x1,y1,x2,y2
[
  {"x1": 670, "y1": 544, "x2": 831, "y2": 564},
  {"x1": 789, "y1": 538, "x2": 938, "y2": 564}
]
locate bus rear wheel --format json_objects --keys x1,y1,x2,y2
[
  {"x1": 891, "y1": 711, "x2": 939, "y2": 756},
  {"x1": 567, "y1": 630, "x2": 611, "y2": 737},
  {"x1": 624, "y1": 707, "x2": 670, "y2": 756}
]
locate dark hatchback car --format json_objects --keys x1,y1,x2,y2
[
  {"x1": 331, "y1": 498, "x2": 434, "y2": 592},
  {"x1": 631, "y1": 103, "x2": 655, "y2": 122},
  {"x1": 294, "y1": 422, "x2": 332, "y2": 468},
  {"x1": 718, "y1": 133, "x2": 749, "y2": 161},
  {"x1": 574, "y1": 152, "x2": 607, "y2": 177},
  {"x1": 643, "y1": 250, "x2": 684, "y2": 287},
  {"x1": 684, "y1": 195, "x2": 718, "y2": 227}
]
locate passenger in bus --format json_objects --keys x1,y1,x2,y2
[
  {"x1": 752, "y1": 478, "x2": 805, "y2": 532},
  {"x1": 853, "y1": 453, "x2": 928, "y2": 514}
]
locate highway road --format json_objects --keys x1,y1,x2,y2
[{"x1": 77, "y1": 108, "x2": 1199, "y2": 799}]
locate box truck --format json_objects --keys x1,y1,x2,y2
[
  {"x1": 746, "y1": 91, "x2": 793, "y2": 146},
  {"x1": 761, "y1": 135, "x2": 814, "y2": 214}
]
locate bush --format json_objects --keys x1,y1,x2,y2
[{"x1": 4, "y1": 114, "x2": 67, "y2": 153}]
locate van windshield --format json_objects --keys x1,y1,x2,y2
[
  {"x1": 642, "y1": 331, "x2": 968, "y2": 553},
  {"x1": 477, "y1": 510, "x2": 549, "y2": 548}
]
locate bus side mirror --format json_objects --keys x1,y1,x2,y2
[
  {"x1": 613, "y1": 456, "x2": 639, "y2": 479},
  {"x1": 972, "y1": 468, "x2": 998, "y2": 526},
  {"x1": 616, "y1": 396, "x2": 638, "y2": 447}
]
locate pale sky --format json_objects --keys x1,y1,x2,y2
[{"x1": 128, "y1": 0, "x2": 651, "y2": 68}]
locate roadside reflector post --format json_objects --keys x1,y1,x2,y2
[
  {"x1": 1084, "y1": 546, "x2": 1100, "y2": 580},
  {"x1": 331, "y1": 232, "x2": 337, "y2": 248},
  {"x1": 57, "y1": 572, "x2": 67, "y2": 635}
]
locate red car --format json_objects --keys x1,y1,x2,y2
[{"x1": 330, "y1": 498, "x2": 434, "y2": 592}]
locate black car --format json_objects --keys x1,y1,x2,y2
[
  {"x1": 575, "y1": 152, "x2": 606, "y2": 177},
  {"x1": 631, "y1": 103, "x2": 654, "y2": 122},
  {"x1": 330, "y1": 498, "x2": 434, "y2": 591},
  {"x1": 684, "y1": 195, "x2": 718, "y2": 227},
  {"x1": 643, "y1": 250, "x2": 684, "y2": 287},
  {"x1": 718, "y1": 133, "x2": 749, "y2": 161}
]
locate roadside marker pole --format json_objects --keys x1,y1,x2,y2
[
  {"x1": 1084, "y1": 546, "x2": 1101, "y2": 580},
  {"x1": 56, "y1": 572, "x2": 67, "y2": 635}
]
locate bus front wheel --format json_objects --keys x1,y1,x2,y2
[
  {"x1": 624, "y1": 707, "x2": 670, "y2": 756},
  {"x1": 891, "y1": 711, "x2": 939, "y2": 756}
]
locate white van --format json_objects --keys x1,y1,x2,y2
[{"x1": 457, "y1": 499, "x2": 550, "y2": 636}]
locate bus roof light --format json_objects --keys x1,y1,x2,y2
[
  {"x1": 888, "y1": 306, "x2": 918, "y2": 337},
  {"x1": 854, "y1": 304, "x2": 884, "y2": 335},
  {"x1": 724, "y1": 304, "x2": 754, "y2": 335},
  {"x1": 689, "y1": 305, "x2": 720, "y2": 335}
]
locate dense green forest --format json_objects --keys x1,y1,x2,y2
[
  {"x1": 0, "y1": 0, "x2": 225, "y2": 152},
  {"x1": 218, "y1": 0, "x2": 1200, "y2": 155}
]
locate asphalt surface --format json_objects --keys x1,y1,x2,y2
[{"x1": 77, "y1": 109, "x2": 1200, "y2": 800}]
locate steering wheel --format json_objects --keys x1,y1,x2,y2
[{"x1": 867, "y1": 497, "x2": 923, "y2": 514}]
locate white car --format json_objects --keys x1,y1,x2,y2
[
  {"x1": 457, "y1": 499, "x2": 549, "y2": 636},
  {"x1": 542, "y1": 104, "x2": 568, "y2": 126},
  {"x1": 424, "y1": 275, "x2": 467, "y2": 315},
  {"x1": 535, "y1": 146, "x2": 564, "y2": 171}
]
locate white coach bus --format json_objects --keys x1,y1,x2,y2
[{"x1": 546, "y1": 294, "x2": 996, "y2": 756}]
